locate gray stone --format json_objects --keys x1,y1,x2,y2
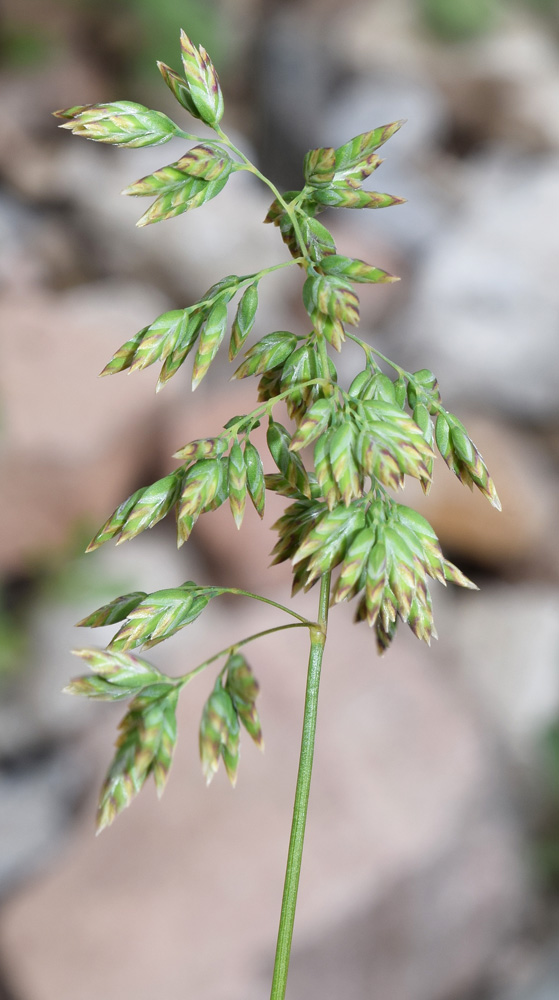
[
  {"x1": 437, "y1": 583, "x2": 559, "y2": 770},
  {"x1": 324, "y1": 72, "x2": 452, "y2": 253},
  {"x1": 494, "y1": 944, "x2": 559, "y2": 1000},
  {"x1": 46, "y1": 141, "x2": 298, "y2": 334},
  {"x1": 396, "y1": 155, "x2": 559, "y2": 419},
  {"x1": 0, "y1": 533, "x2": 203, "y2": 901}
]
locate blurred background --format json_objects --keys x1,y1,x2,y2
[{"x1": 0, "y1": 0, "x2": 558, "y2": 998}]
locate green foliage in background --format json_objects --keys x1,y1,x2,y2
[
  {"x1": 420, "y1": 0, "x2": 500, "y2": 40},
  {"x1": 55, "y1": 30, "x2": 500, "y2": 1000}
]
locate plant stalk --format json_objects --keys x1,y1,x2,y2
[{"x1": 269, "y1": 571, "x2": 331, "y2": 1000}]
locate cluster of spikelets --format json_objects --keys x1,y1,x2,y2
[
  {"x1": 81, "y1": 359, "x2": 497, "y2": 655},
  {"x1": 67, "y1": 644, "x2": 261, "y2": 831},
  {"x1": 273, "y1": 497, "x2": 475, "y2": 652},
  {"x1": 57, "y1": 29, "x2": 500, "y2": 828}
]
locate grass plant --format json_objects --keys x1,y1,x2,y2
[{"x1": 55, "y1": 30, "x2": 500, "y2": 998}]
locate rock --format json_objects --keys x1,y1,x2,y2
[
  {"x1": 0, "y1": 58, "x2": 108, "y2": 201},
  {"x1": 402, "y1": 416, "x2": 559, "y2": 577},
  {"x1": 331, "y1": 2, "x2": 559, "y2": 154},
  {"x1": 0, "y1": 531, "x2": 202, "y2": 904},
  {"x1": 0, "y1": 281, "x2": 174, "y2": 571},
  {"x1": 44, "y1": 140, "x2": 297, "y2": 318},
  {"x1": 323, "y1": 70, "x2": 452, "y2": 254},
  {"x1": 492, "y1": 941, "x2": 559, "y2": 1000},
  {"x1": 437, "y1": 583, "x2": 559, "y2": 771},
  {"x1": 0, "y1": 738, "x2": 92, "y2": 900},
  {"x1": 396, "y1": 155, "x2": 559, "y2": 420},
  {"x1": 436, "y1": 16, "x2": 559, "y2": 153},
  {"x1": 0, "y1": 196, "x2": 81, "y2": 293},
  {"x1": 0, "y1": 597, "x2": 527, "y2": 1000}
]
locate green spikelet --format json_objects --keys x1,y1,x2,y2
[
  {"x1": 54, "y1": 101, "x2": 180, "y2": 147},
  {"x1": 364, "y1": 542, "x2": 387, "y2": 628},
  {"x1": 265, "y1": 473, "x2": 309, "y2": 501},
  {"x1": 157, "y1": 61, "x2": 197, "y2": 115},
  {"x1": 292, "y1": 503, "x2": 366, "y2": 586},
  {"x1": 303, "y1": 147, "x2": 336, "y2": 186},
  {"x1": 173, "y1": 437, "x2": 227, "y2": 462},
  {"x1": 270, "y1": 499, "x2": 322, "y2": 566},
  {"x1": 333, "y1": 121, "x2": 406, "y2": 183},
  {"x1": 318, "y1": 254, "x2": 399, "y2": 284},
  {"x1": 412, "y1": 402, "x2": 435, "y2": 494},
  {"x1": 257, "y1": 366, "x2": 284, "y2": 404},
  {"x1": 108, "y1": 587, "x2": 210, "y2": 651},
  {"x1": 407, "y1": 368, "x2": 441, "y2": 412},
  {"x1": 233, "y1": 332, "x2": 298, "y2": 380},
  {"x1": 156, "y1": 312, "x2": 203, "y2": 389},
  {"x1": 76, "y1": 592, "x2": 147, "y2": 628},
  {"x1": 225, "y1": 653, "x2": 264, "y2": 749},
  {"x1": 314, "y1": 430, "x2": 341, "y2": 510},
  {"x1": 435, "y1": 411, "x2": 501, "y2": 509},
  {"x1": 65, "y1": 646, "x2": 165, "y2": 701},
  {"x1": 199, "y1": 680, "x2": 240, "y2": 785},
  {"x1": 133, "y1": 310, "x2": 193, "y2": 372},
  {"x1": 267, "y1": 420, "x2": 311, "y2": 498},
  {"x1": 179, "y1": 459, "x2": 224, "y2": 521},
  {"x1": 116, "y1": 471, "x2": 184, "y2": 545},
  {"x1": 100, "y1": 328, "x2": 147, "y2": 376},
  {"x1": 303, "y1": 273, "x2": 360, "y2": 330},
  {"x1": 289, "y1": 398, "x2": 334, "y2": 452},
  {"x1": 348, "y1": 369, "x2": 376, "y2": 399},
  {"x1": 358, "y1": 401, "x2": 434, "y2": 489},
  {"x1": 176, "y1": 143, "x2": 233, "y2": 181},
  {"x1": 86, "y1": 470, "x2": 183, "y2": 552},
  {"x1": 299, "y1": 216, "x2": 337, "y2": 264},
  {"x1": 228, "y1": 440, "x2": 247, "y2": 529},
  {"x1": 86, "y1": 488, "x2": 145, "y2": 552},
  {"x1": 332, "y1": 527, "x2": 376, "y2": 604},
  {"x1": 229, "y1": 283, "x2": 259, "y2": 360},
  {"x1": 313, "y1": 186, "x2": 405, "y2": 211},
  {"x1": 328, "y1": 422, "x2": 361, "y2": 506},
  {"x1": 135, "y1": 169, "x2": 231, "y2": 228},
  {"x1": 244, "y1": 441, "x2": 265, "y2": 517},
  {"x1": 191, "y1": 299, "x2": 229, "y2": 389},
  {"x1": 375, "y1": 613, "x2": 398, "y2": 654},
  {"x1": 96, "y1": 686, "x2": 179, "y2": 832},
  {"x1": 363, "y1": 373, "x2": 400, "y2": 404},
  {"x1": 180, "y1": 30, "x2": 224, "y2": 127},
  {"x1": 385, "y1": 526, "x2": 417, "y2": 622}
]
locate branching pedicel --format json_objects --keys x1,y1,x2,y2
[{"x1": 56, "y1": 30, "x2": 500, "y2": 1000}]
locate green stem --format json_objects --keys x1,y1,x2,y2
[
  {"x1": 191, "y1": 259, "x2": 304, "y2": 314},
  {"x1": 254, "y1": 259, "x2": 305, "y2": 279},
  {"x1": 177, "y1": 621, "x2": 314, "y2": 687},
  {"x1": 215, "y1": 127, "x2": 312, "y2": 264},
  {"x1": 353, "y1": 335, "x2": 408, "y2": 378},
  {"x1": 207, "y1": 587, "x2": 310, "y2": 623},
  {"x1": 270, "y1": 571, "x2": 331, "y2": 1000},
  {"x1": 224, "y1": 378, "x2": 336, "y2": 440}
]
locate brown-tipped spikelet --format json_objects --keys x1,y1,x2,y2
[
  {"x1": 435, "y1": 411, "x2": 501, "y2": 509},
  {"x1": 54, "y1": 102, "x2": 180, "y2": 147},
  {"x1": 225, "y1": 654, "x2": 264, "y2": 749},
  {"x1": 199, "y1": 680, "x2": 240, "y2": 785},
  {"x1": 180, "y1": 30, "x2": 224, "y2": 127},
  {"x1": 228, "y1": 440, "x2": 248, "y2": 529}
]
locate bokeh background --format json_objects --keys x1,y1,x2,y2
[{"x1": 0, "y1": 0, "x2": 558, "y2": 998}]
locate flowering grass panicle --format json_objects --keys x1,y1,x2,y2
[{"x1": 56, "y1": 30, "x2": 500, "y2": 1000}]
